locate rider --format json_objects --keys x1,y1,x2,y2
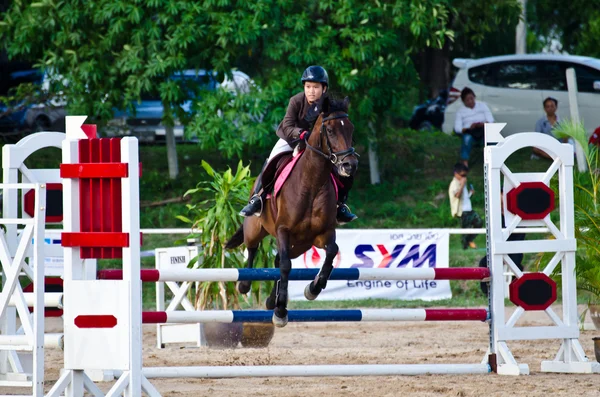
[{"x1": 239, "y1": 65, "x2": 357, "y2": 224}]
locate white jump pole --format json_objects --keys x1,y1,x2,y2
[
  {"x1": 142, "y1": 364, "x2": 492, "y2": 378},
  {"x1": 0, "y1": 334, "x2": 64, "y2": 350},
  {"x1": 7, "y1": 293, "x2": 63, "y2": 308}
]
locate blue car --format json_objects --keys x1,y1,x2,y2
[
  {"x1": 0, "y1": 69, "x2": 66, "y2": 139},
  {"x1": 107, "y1": 70, "x2": 219, "y2": 143}
]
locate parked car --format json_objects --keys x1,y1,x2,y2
[
  {"x1": 0, "y1": 69, "x2": 66, "y2": 137},
  {"x1": 107, "y1": 70, "x2": 253, "y2": 142},
  {"x1": 442, "y1": 54, "x2": 600, "y2": 136}
]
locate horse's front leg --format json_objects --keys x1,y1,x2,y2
[
  {"x1": 236, "y1": 246, "x2": 258, "y2": 294},
  {"x1": 304, "y1": 237, "x2": 338, "y2": 301},
  {"x1": 273, "y1": 228, "x2": 291, "y2": 328}
]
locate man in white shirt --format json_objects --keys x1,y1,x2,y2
[{"x1": 454, "y1": 87, "x2": 494, "y2": 166}]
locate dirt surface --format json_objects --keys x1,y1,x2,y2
[{"x1": 6, "y1": 305, "x2": 600, "y2": 396}]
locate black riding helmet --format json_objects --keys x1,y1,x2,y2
[{"x1": 301, "y1": 65, "x2": 329, "y2": 87}]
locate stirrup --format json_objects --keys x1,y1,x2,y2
[
  {"x1": 239, "y1": 195, "x2": 264, "y2": 217},
  {"x1": 336, "y1": 203, "x2": 357, "y2": 224}
]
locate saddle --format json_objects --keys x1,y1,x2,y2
[
  {"x1": 264, "y1": 151, "x2": 341, "y2": 218},
  {"x1": 261, "y1": 152, "x2": 295, "y2": 195}
]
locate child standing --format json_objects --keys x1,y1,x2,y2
[{"x1": 448, "y1": 163, "x2": 483, "y2": 249}]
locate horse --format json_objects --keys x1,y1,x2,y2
[{"x1": 225, "y1": 96, "x2": 358, "y2": 327}]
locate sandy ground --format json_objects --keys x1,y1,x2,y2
[{"x1": 5, "y1": 305, "x2": 600, "y2": 397}]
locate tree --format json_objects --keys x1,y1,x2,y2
[
  {"x1": 527, "y1": 0, "x2": 600, "y2": 57},
  {"x1": 188, "y1": 0, "x2": 457, "y2": 184},
  {"x1": 1, "y1": 0, "x2": 456, "y2": 184},
  {"x1": 0, "y1": 0, "x2": 260, "y2": 179},
  {"x1": 412, "y1": 0, "x2": 522, "y2": 99}
]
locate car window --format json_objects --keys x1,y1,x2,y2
[
  {"x1": 572, "y1": 64, "x2": 600, "y2": 93},
  {"x1": 539, "y1": 63, "x2": 567, "y2": 91},
  {"x1": 468, "y1": 64, "x2": 494, "y2": 86},
  {"x1": 470, "y1": 61, "x2": 542, "y2": 90},
  {"x1": 539, "y1": 62, "x2": 600, "y2": 93},
  {"x1": 0, "y1": 69, "x2": 43, "y2": 96},
  {"x1": 491, "y1": 61, "x2": 540, "y2": 89}
]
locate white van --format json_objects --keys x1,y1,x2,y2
[{"x1": 442, "y1": 54, "x2": 600, "y2": 136}]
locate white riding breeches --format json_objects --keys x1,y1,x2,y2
[{"x1": 268, "y1": 138, "x2": 293, "y2": 161}]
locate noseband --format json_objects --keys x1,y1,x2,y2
[{"x1": 304, "y1": 113, "x2": 358, "y2": 166}]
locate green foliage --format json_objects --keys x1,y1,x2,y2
[
  {"x1": 527, "y1": 0, "x2": 600, "y2": 56},
  {"x1": 177, "y1": 160, "x2": 253, "y2": 309},
  {"x1": 185, "y1": 86, "x2": 275, "y2": 157},
  {"x1": 447, "y1": 0, "x2": 522, "y2": 57},
  {"x1": 0, "y1": 0, "x2": 455, "y2": 160},
  {"x1": 553, "y1": 120, "x2": 600, "y2": 302}
]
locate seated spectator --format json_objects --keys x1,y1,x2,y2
[
  {"x1": 448, "y1": 163, "x2": 482, "y2": 250},
  {"x1": 454, "y1": 87, "x2": 494, "y2": 167},
  {"x1": 532, "y1": 97, "x2": 561, "y2": 159},
  {"x1": 589, "y1": 126, "x2": 600, "y2": 147}
]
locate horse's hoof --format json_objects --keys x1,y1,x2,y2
[
  {"x1": 237, "y1": 281, "x2": 251, "y2": 294},
  {"x1": 272, "y1": 313, "x2": 288, "y2": 328},
  {"x1": 304, "y1": 283, "x2": 319, "y2": 301}
]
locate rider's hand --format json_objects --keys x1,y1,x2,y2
[{"x1": 299, "y1": 130, "x2": 308, "y2": 140}]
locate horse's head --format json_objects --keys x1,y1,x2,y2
[{"x1": 307, "y1": 96, "x2": 359, "y2": 177}]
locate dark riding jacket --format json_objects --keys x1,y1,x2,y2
[{"x1": 276, "y1": 92, "x2": 314, "y2": 144}]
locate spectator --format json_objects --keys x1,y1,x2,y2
[
  {"x1": 589, "y1": 126, "x2": 600, "y2": 147},
  {"x1": 454, "y1": 87, "x2": 494, "y2": 167},
  {"x1": 532, "y1": 97, "x2": 561, "y2": 159},
  {"x1": 448, "y1": 163, "x2": 483, "y2": 249}
]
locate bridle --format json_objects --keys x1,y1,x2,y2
[{"x1": 304, "y1": 113, "x2": 359, "y2": 166}]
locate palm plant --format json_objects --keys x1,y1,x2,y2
[
  {"x1": 553, "y1": 120, "x2": 600, "y2": 303},
  {"x1": 177, "y1": 160, "x2": 252, "y2": 310}
]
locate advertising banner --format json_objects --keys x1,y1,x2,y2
[{"x1": 288, "y1": 229, "x2": 451, "y2": 301}]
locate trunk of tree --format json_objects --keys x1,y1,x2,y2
[
  {"x1": 516, "y1": 0, "x2": 527, "y2": 54},
  {"x1": 414, "y1": 43, "x2": 451, "y2": 100},
  {"x1": 165, "y1": 124, "x2": 179, "y2": 180},
  {"x1": 429, "y1": 46, "x2": 450, "y2": 98},
  {"x1": 367, "y1": 122, "x2": 381, "y2": 185}
]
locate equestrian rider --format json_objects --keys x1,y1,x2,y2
[{"x1": 239, "y1": 65, "x2": 357, "y2": 224}]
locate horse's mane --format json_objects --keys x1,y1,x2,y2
[{"x1": 322, "y1": 93, "x2": 349, "y2": 116}]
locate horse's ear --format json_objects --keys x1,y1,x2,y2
[{"x1": 343, "y1": 96, "x2": 350, "y2": 112}]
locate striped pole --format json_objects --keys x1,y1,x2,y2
[
  {"x1": 141, "y1": 363, "x2": 491, "y2": 378},
  {"x1": 141, "y1": 309, "x2": 489, "y2": 324},
  {"x1": 97, "y1": 267, "x2": 490, "y2": 282}
]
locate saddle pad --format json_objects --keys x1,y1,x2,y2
[{"x1": 271, "y1": 150, "x2": 339, "y2": 201}]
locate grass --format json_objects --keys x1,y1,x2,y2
[{"x1": 3, "y1": 129, "x2": 571, "y2": 308}]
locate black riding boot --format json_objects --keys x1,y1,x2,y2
[
  {"x1": 336, "y1": 174, "x2": 357, "y2": 224},
  {"x1": 240, "y1": 161, "x2": 268, "y2": 217}
]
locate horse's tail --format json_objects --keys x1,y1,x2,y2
[{"x1": 225, "y1": 225, "x2": 244, "y2": 249}]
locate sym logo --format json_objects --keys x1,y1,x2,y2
[
  {"x1": 170, "y1": 256, "x2": 187, "y2": 265},
  {"x1": 352, "y1": 244, "x2": 437, "y2": 268},
  {"x1": 300, "y1": 247, "x2": 342, "y2": 268}
]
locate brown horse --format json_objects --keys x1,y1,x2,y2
[{"x1": 225, "y1": 96, "x2": 358, "y2": 327}]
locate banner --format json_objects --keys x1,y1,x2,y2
[{"x1": 288, "y1": 229, "x2": 451, "y2": 301}]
